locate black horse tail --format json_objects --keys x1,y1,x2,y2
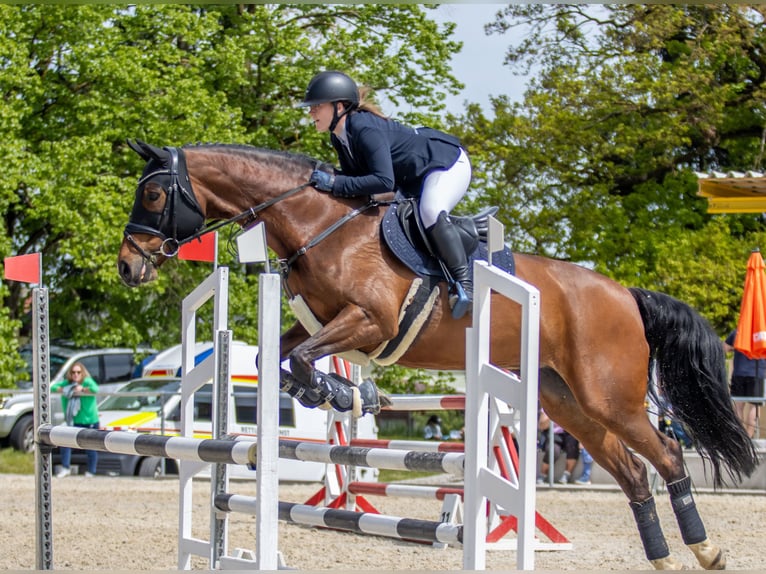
[{"x1": 629, "y1": 287, "x2": 758, "y2": 487}]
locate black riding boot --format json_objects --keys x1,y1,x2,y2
[{"x1": 426, "y1": 211, "x2": 473, "y2": 319}]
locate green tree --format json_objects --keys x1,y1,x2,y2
[
  {"x1": 0, "y1": 4, "x2": 461, "y2": 387},
  {"x1": 452, "y1": 4, "x2": 766, "y2": 330}
]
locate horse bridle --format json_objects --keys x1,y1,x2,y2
[
  {"x1": 124, "y1": 146, "x2": 382, "y2": 278},
  {"x1": 123, "y1": 146, "x2": 206, "y2": 264},
  {"x1": 124, "y1": 146, "x2": 314, "y2": 267}
]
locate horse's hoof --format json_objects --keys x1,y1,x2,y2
[
  {"x1": 688, "y1": 539, "x2": 725, "y2": 570},
  {"x1": 650, "y1": 555, "x2": 686, "y2": 570},
  {"x1": 356, "y1": 378, "x2": 383, "y2": 416}
]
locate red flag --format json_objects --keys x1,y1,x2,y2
[
  {"x1": 4, "y1": 253, "x2": 41, "y2": 284},
  {"x1": 178, "y1": 232, "x2": 217, "y2": 263}
]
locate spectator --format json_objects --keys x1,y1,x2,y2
[
  {"x1": 536, "y1": 409, "x2": 580, "y2": 485},
  {"x1": 724, "y1": 329, "x2": 765, "y2": 438},
  {"x1": 574, "y1": 447, "x2": 594, "y2": 485},
  {"x1": 423, "y1": 415, "x2": 444, "y2": 440},
  {"x1": 51, "y1": 362, "x2": 100, "y2": 477}
]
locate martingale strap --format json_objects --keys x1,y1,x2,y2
[{"x1": 281, "y1": 199, "x2": 380, "y2": 277}]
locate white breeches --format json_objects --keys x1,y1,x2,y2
[{"x1": 419, "y1": 148, "x2": 472, "y2": 228}]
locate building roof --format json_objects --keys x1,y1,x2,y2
[{"x1": 696, "y1": 171, "x2": 766, "y2": 213}]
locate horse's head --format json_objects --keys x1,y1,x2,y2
[{"x1": 118, "y1": 140, "x2": 205, "y2": 286}]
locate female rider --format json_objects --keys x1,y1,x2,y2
[{"x1": 299, "y1": 70, "x2": 473, "y2": 318}]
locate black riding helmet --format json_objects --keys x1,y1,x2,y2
[
  {"x1": 299, "y1": 71, "x2": 359, "y2": 131},
  {"x1": 299, "y1": 71, "x2": 360, "y2": 107}
]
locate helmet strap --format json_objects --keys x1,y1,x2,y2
[{"x1": 329, "y1": 101, "x2": 356, "y2": 133}]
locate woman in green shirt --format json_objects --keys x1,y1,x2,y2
[{"x1": 50, "y1": 362, "x2": 100, "y2": 477}]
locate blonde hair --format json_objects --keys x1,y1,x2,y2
[
  {"x1": 68, "y1": 361, "x2": 92, "y2": 380},
  {"x1": 356, "y1": 86, "x2": 387, "y2": 119}
]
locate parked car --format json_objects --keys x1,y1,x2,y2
[
  {"x1": 57, "y1": 342, "x2": 378, "y2": 481},
  {"x1": 0, "y1": 344, "x2": 153, "y2": 452}
]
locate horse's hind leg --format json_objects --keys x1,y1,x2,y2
[
  {"x1": 540, "y1": 370, "x2": 688, "y2": 570},
  {"x1": 666, "y1": 475, "x2": 725, "y2": 569},
  {"x1": 608, "y1": 415, "x2": 724, "y2": 570},
  {"x1": 555, "y1": 376, "x2": 724, "y2": 571}
]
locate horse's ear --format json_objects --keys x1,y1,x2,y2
[
  {"x1": 127, "y1": 139, "x2": 167, "y2": 163},
  {"x1": 127, "y1": 139, "x2": 151, "y2": 161}
]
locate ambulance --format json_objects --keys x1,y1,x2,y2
[{"x1": 97, "y1": 341, "x2": 378, "y2": 480}]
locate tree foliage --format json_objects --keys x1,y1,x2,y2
[
  {"x1": 451, "y1": 4, "x2": 766, "y2": 333},
  {"x1": 0, "y1": 4, "x2": 461, "y2": 387}
]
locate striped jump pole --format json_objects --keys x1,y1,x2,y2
[
  {"x1": 37, "y1": 427, "x2": 464, "y2": 477},
  {"x1": 383, "y1": 394, "x2": 466, "y2": 411},
  {"x1": 278, "y1": 439, "x2": 465, "y2": 476},
  {"x1": 215, "y1": 494, "x2": 463, "y2": 546},
  {"x1": 37, "y1": 425, "x2": 257, "y2": 466},
  {"x1": 348, "y1": 481, "x2": 465, "y2": 501},
  {"x1": 350, "y1": 438, "x2": 464, "y2": 453}
]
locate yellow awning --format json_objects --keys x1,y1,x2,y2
[{"x1": 697, "y1": 171, "x2": 766, "y2": 213}]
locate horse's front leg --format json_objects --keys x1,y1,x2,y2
[
  {"x1": 283, "y1": 303, "x2": 395, "y2": 417},
  {"x1": 279, "y1": 321, "x2": 311, "y2": 361}
]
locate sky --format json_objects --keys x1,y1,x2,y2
[{"x1": 431, "y1": 4, "x2": 528, "y2": 114}]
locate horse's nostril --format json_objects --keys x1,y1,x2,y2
[{"x1": 118, "y1": 260, "x2": 132, "y2": 282}]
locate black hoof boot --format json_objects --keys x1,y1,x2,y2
[
  {"x1": 313, "y1": 371, "x2": 357, "y2": 412},
  {"x1": 314, "y1": 372, "x2": 387, "y2": 417},
  {"x1": 357, "y1": 378, "x2": 384, "y2": 415},
  {"x1": 280, "y1": 369, "x2": 327, "y2": 409}
]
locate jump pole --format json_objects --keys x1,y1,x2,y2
[
  {"x1": 34, "y1": 431, "x2": 466, "y2": 476},
  {"x1": 216, "y1": 493, "x2": 464, "y2": 546}
]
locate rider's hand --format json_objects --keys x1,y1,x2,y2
[{"x1": 310, "y1": 170, "x2": 335, "y2": 193}]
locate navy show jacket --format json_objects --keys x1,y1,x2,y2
[{"x1": 330, "y1": 111, "x2": 462, "y2": 198}]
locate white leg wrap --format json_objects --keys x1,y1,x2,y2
[
  {"x1": 688, "y1": 538, "x2": 725, "y2": 570},
  {"x1": 351, "y1": 387, "x2": 362, "y2": 419},
  {"x1": 650, "y1": 555, "x2": 686, "y2": 570}
]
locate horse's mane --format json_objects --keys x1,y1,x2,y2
[{"x1": 182, "y1": 142, "x2": 317, "y2": 173}]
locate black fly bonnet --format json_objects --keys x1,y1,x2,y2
[{"x1": 124, "y1": 146, "x2": 205, "y2": 257}]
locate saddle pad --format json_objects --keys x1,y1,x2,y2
[{"x1": 381, "y1": 202, "x2": 516, "y2": 279}]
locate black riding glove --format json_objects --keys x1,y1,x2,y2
[{"x1": 310, "y1": 170, "x2": 335, "y2": 193}]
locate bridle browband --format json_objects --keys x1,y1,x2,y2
[{"x1": 123, "y1": 146, "x2": 379, "y2": 277}]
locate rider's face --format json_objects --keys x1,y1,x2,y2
[{"x1": 308, "y1": 102, "x2": 337, "y2": 133}]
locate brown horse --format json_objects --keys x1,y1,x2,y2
[{"x1": 118, "y1": 141, "x2": 757, "y2": 570}]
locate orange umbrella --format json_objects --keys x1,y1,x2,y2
[{"x1": 734, "y1": 249, "x2": 766, "y2": 359}]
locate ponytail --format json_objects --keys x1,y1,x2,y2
[{"x1": 356, "y1": 86, "x2": 387, "y2": 119}]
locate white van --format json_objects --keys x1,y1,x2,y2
[{"x1": 97, "y1": 342, "x2": 378, "y2": 481}]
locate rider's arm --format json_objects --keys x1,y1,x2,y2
[{"x1": 332, "y1": 126, "x2": 395, "y2": 197}]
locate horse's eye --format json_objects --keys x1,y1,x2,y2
[{"x1": 146, "y1": 190, "x2": 161, "y2": 202}]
